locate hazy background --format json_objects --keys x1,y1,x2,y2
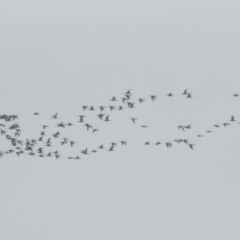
[{"x1": 1, "y1": 0, "x2": 240, "y2": 239}]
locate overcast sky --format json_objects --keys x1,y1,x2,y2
[{"x1": 1, "y1": 1, "x2": 240, "y2": 239}]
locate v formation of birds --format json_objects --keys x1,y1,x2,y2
[{"x1": 0, "y1": 89, "x2": 238, "y2": 160}]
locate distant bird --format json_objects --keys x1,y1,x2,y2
[
  {"x1": 178, "y1": 126, "x2": 185, "y2": 131},
  {"x1": 33, "y1": 113, "x2": 40, "y2": 115},
  {"x1": 99, "y1": 106, "x2": 105, "y2": 111},
  {"x1": 186, "y1": 93, "x2": 192, "y2": 98},
  {"x1": 78, "y1": 115, "x2": 85, "y2": 122},
  {"x1": 182, "y1": 89, "x2": 188, "y2": 95},
  {"x1": 138, "y1": 98, "x2": 145, "y2": 103},
  {"x1": 105, "y1": 115, "x2": 111, "y2": 122},
  {"x1": 230, "y1": 115, "x2": 236, "y2": 122},
  {"x1": 81, "y1": 106, "x2": 88, "y2": 111},
  {"x1": 125, "y1": 94, "x2": 131, "y2": 100},
  {"x1": 188, "y1": 144, "x2": 194, "y2": 149},
  {"x1": 166, "y1": 93, "x2": 174, "y2": 97},
  {"x1": 127, "y1": 102, "x2": 135, "y2": 108},
  {"x1": 130, "y1": 118, "x2": 137, "y2": 123},
  {"x1": 121, "y1": 98, "x2": 127, "y2": 103},
  {"x1": 142, "y1": 125, "x2": 148, "y2": 128},
  {"x1": 85, "y1": 123, "x2": 92, "y2": 131},
  {"x1": 110, "y1": 97, "x2": 117, "y2": 101},
  {"x1": 223, "y1": 123, "x2": 230, "y2": 127},
  {"x1": 110, "y1": 142, "x2": 117, "y2": 147},
  {"x1": 97, "y1": 113, "x2": 105, "y2": 120},
  {"x1": 57, "y1": 122, "x2": 65, "y2": 128},
  {"x1": 52, "y1": 112, "x2": 58, "y2": 119},
  {"x1": 125, "y1": 90, "x2": 132, "y2": 95},
  {"x1": 81, "y1": 148, "x2": 88, "y2": 155},
  {"x1": 108, "y1": 146, "x2": 115, "y2": 151},
  {"x1": 149, "y1": 95, "x2": 157, "y2": 101},
  {"x1": 93, "y1": 129, "x2": 99, "y2": 133},
  {"x1": 232, "y1": 93, "x2": 239, "y2": 97},
  {"x1": 165, "y1": 142, "x2": 172, "y2": 148},
  {"x1": 120, "y1": 141, "x2": 127, "y2": 146},
  {"x1": 156, "y1": 142, "x2": 161, "y2": 145}
]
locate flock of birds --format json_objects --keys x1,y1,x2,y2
[{"x1": 0, "y1": 89, "x2": 239, "y2": 160}]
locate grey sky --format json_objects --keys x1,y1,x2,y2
[{"x1": 0, "y1": 1, "x2": 240, "y2": 239}]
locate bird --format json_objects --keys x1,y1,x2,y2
[
  {"x1": 110, "y1": 97, "x2": 117, "y2": 101},
  {"x1": 52, "y1": 112, "x2": 58, "y2": 119},
  {"x1": 138, "y1": 98, "x2": 145, "y2": 103},
  {"x1": 99, "y1": 106, "x2": 105, "y2": 111},
  {"x1": 105, "y1": 115, "x2": 111, "y2": 122},
  {"x1": 110, "y1": 142, "x2": 117, "y2": 147},
  {"x1": 178, "y1": 126, "x2": 185, "y2": 131},
  {"x1": 81, "y1": 148, "x2": 88, "y2": 155},
  {"x1": 130, "y1": 118, "x2": 137, "y2": 123},
  {"x1": 188, "y1": 144, "x2": 194, "y2": 149},
  {"x1": 125, "y1": 90, "x2": 132, "y2": 95},
  {"x1": 108, "y1": 146, "x2": 115, "y2": 151},
  {"x1": 121, "y1": 98, "x2": 128, "y2": 103},
  {"x1": 230, "y1": 115, "x2": 236, "y2": 122},
  {"x1": 84, "y1": 123, "x2": 92, "y2": 131},
  {"x1": 165, "y1": 142, "x2": 172, "y2": 148},
  {"x1": 149, "y1": 95, "x2": 157, "y2": 101},
  {"x1": 81, "y1": 106, "x2": 88, "y2": 111},
  {"x1": 97, "y1": 114, "x2": 105, "y2": 120},
  {"x1": 70, "y1": 141, "x2": 76, "y2": 147},
  {"x1": 57, "y1": 122, "x2": 65, "y2": 128},
  {"x1": 78, "y1": 115, "x2": 86, "y2": 122}
]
